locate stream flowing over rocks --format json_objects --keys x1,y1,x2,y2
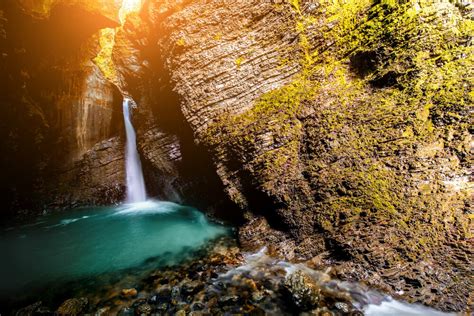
[{"x1": 0, "y1": 0, "x2": 472, "y2": 314}]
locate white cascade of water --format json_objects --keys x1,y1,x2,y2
[{"x1": 123, "y1": 97, "x2": 147, "y2": 203}]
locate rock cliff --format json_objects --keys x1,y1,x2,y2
[
  {"x1": 0, "y1": 0, "x2": 124, "y2": 215},
  {"x1": 129, "y1": 0, "x2": 472, "y2": 311}
]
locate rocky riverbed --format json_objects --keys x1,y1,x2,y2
[{"x1": 12, "y1": 236, "x2": 459, "y2": 316}]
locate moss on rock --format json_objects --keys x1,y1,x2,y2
[{"x1": 199, "y1": 0, "x2": 472, "y2": 310}]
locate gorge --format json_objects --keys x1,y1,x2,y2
[{"x1": 0, "y1": 0, "x2": 472, "y2": 315}]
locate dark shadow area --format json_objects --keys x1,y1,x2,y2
[
  {"x1": 349, "y1": 50, "x2": 399, "y2": 88},
  {"x1": 0, "y1": 1, "x2": 121, "y2": 219}
]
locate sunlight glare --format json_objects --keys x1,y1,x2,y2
[{"x1": 119, "y1": 0, "x2": 143, "y2": 24}]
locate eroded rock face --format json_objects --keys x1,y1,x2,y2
[
  {"x1": 0, "y1": 0, "x2": 237, "y2": 217},
  {"x1": 0, "y1": 1, "x2": 125, "y2": 214},
  {"x1": 141, "y1": 0, "x2": 472, "y2": 311},
  {"x1": 110, "y1": 4, "x2": 242, "y2": 219},
  {"x1": 284, "y1": 270, "x2": 321, "y2": 311},
  {"x1": 41, "y1": 137, "x2": 126, "y2": 208}
]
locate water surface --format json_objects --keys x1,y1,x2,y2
[{"x1": 0, "y1": 200, "x2": 229, "y2": 298}]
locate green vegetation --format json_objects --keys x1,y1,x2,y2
[
  {"x1": 94, "y1": 28, "x2": 118, "y2": 83},
  {"x1": 176, "y1": 37, "x2": 186, "y2": 46},
  {"x1": 235, "y1": 56, "x2": 245, "y2": 68}
]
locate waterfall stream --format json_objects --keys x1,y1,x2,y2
[{"x1": 123, "y1": 98, "x2": 147, "y2": 203}]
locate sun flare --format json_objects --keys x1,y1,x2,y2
[{"x1": 119, "y1": 0, "x2": 142, "y2": 24}]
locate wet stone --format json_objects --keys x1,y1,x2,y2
[
  {"x1": 155, "y1": 302, "x2": 169, "y2": 312},
  {"x1": 316, "y1": 308, "x2": 334, "y2": 316},
  {"x1": 15, "y1": 301, "x2": 43, "y2": 316},
  {"x1": 117, "y1": 307, "x2": 134, "y2": 316},
  {"x1": 154, "y1": 287, "x2": 172, "y2": 303},
  {"x1": 121, "y1": 288, "x2": 138, "y2": 298},
  {"x1": 175, "y1": 310, "x2": 186, "y2": 316},
  {"x1": 56, "y1": 298, "x2": 88, "y2": 316},
  {"x1": 248, "y1": 306, "x2": 266, "y2": 316},
  {"x1": 190, "y1": 302, "x2": 205, "y2": 311},
  {"x1": 171, "y1": 285, "x2": 181, "y2": 300},
  {"x1": 33, "y1": 305, "x2": 52, "y2": 315},
  {"x1": 135, "y1": 303, "x2": 153, "y2": 315},
  {"x1": 218, "y1": 294, "x2": 240, "y2": 306},
  {"x1": 284, "y1": 270, "x2": 321, "y2": 311},
  {"x1": 182, "y1": 280, "x2": 205, "y2": 295},
  {"x1": 95, "y1": 307, "x2": 111, "y2": 315},
  {"x1": 251, "y1": 290, "x2": 265, "y2": 302},
  {"x1": 333, "y1": 301, "x2": 350, "y2": 313}
]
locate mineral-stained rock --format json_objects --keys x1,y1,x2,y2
[{"x1": 135, "y1": 303, "x2": 153, "y2": 315}]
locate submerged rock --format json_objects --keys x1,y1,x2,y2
[
  {"x1": 333, "y1": 302, "x2": 350, "y2": 313},
  {"x1": 121, "y1": 288, "x2": 138, "y2": 298},
  {"x1": 135, "y1": 303, "x2": 153, "y2": 315},
  {"x1": 15, "y1": 301, "x2": 43, "y2": 316},
  {"x1": 56, "y1": 297, "x2": 88, "y2": 315}
]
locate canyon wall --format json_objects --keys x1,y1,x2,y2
[
  {"x1": 136, "y1": 0, "x2": 472, "y2": 311},
  {"x1": 0, "y1": 0, "x2": 226, "y2": 216},
  {"x1": 0, "y1": 0, "x2": 126, "y2": 215}
]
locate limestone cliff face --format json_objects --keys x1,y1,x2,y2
[
  {"x1": 0, "y1": 0, "x2": 126, "y2": 214},
  {"x1": 137, "y1": 0, "x2": 472, "y2": 311}
]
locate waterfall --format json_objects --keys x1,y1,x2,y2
[{"x1": 123, "y1": 98, "x2": 147, "y2": 203}]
